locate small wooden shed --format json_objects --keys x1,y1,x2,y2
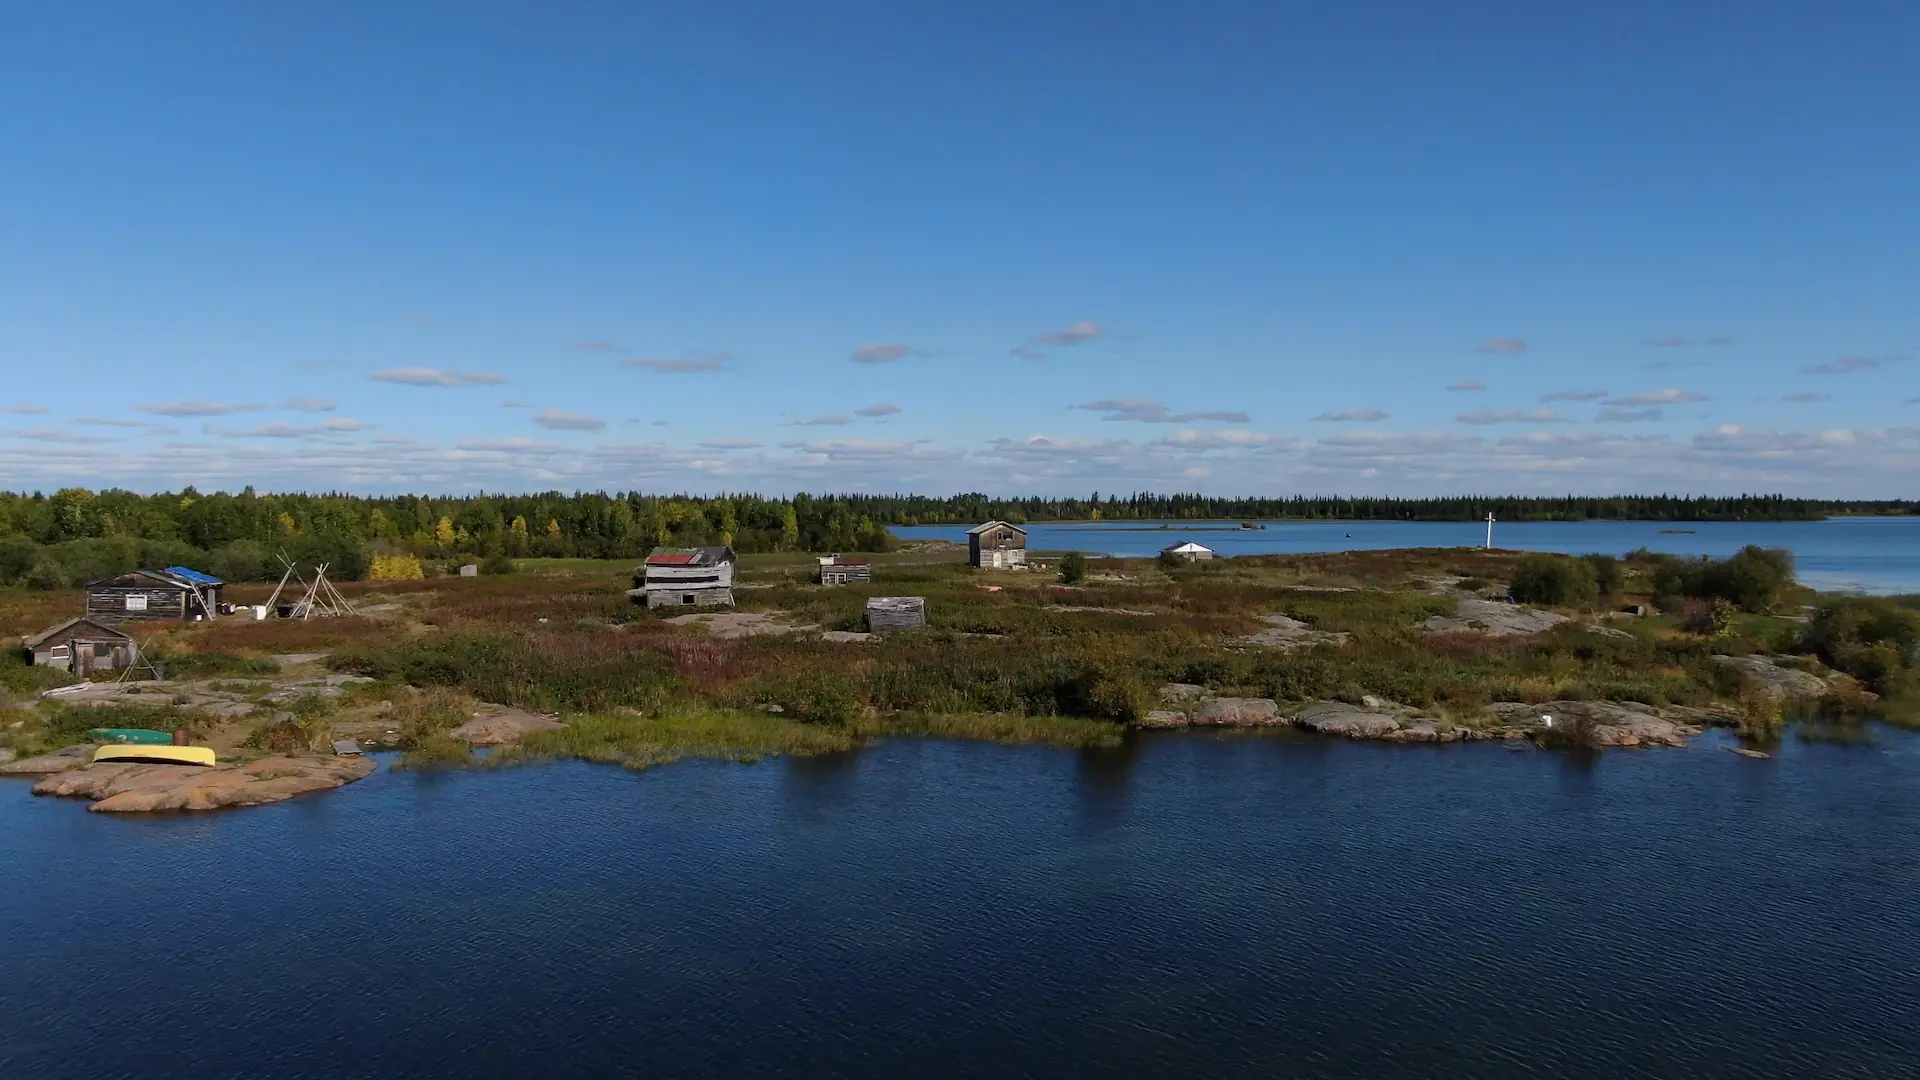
[
  {"x1": 23, "y1": 617, "x2": 135, "y2": 675},
  {"x1": 818, "y1": 555, "x2": 873, "y2": 586},
  {"x1": 86, "y1": 569, "x2": 209, "y2": 622},
  {"x1": 967, "y1": 521, "x2": 1028, "y2": 569},
  {"x1": 866, "y1": 596, "x2": 927, "y2": 633}
]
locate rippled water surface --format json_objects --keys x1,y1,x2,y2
[
  {"x1": 892, "y1": 517, "x2": 1920, "y2": 594},
  {"x1": 6, "y1": 731, "x2": 1920, "y2": 1079}
]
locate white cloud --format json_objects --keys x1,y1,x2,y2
[
  {"x1": 4, "y1": 427, "x2": 123, "y2": 445},
  {"x1": 139, "y1": 396, "x2": 344, "y2": 416},
  {"x1": 1446, "y1": 380, "x2": 1485, "y2": 392},
  {"x1": 75, "y1": 417, "x2": 158, "y2": 429},
  {"x1": 1643, "y1": 336, "x2": 1691, "y2": 347},
  {"x1": 533, "y1": 409, "x2": 607, "y2": 432},
  {"x1": 1597, "y1": 408, "x2": 1663, "y2": 423},
  {"x1": 1012, "y1": 321, "x2": 1103, "y2": 359},
  {"x1": 1476, "y1": 337, "x2": 1527, "y2": 356},
  {"x1": 454, "y1": 437, "x2": 567, "y2": 455},
  {"x1": 1151, "y1": 429, "x2": 1289, "y2": 449},
  {"x1": 698, "y1": 438, "x2": 762, "y2": 450},
  {"x1": 369, "y1": 368, "x2": 508, "y2": 388},
  {"x1": 1541, "y1": 389, "x2": 1608, "y2": 402},
  {"x1": 855, "y1": 403, "x2": 901, "y2": 417},
  {"x1": 1077, "y1": 399, "x2": 1249, "y2": 424},
  {"x1": 3, "y1": 403, "x2": 50, "y2": 415},
  {"x1": 578, "y1": 341, "x2": 619, "y2": 352},
  {"x1": 791, "y1": 414, "x2": 852, "y2": 427},
  {"x1": 620, "y1": 354, "x2": 731, "y2": 373},
  {"x1": 1783, "y1": 392, "x2": 1829, "y2": 404},
  {"x1": 1805, "y1": 355, "x2": 1879, "y2": 375},
  {"x1": 1313, "y1": 409, "x2": 1389, "y2": 422},
  {"x1": 1606, "y1": 388, "x2": 1708, "y2": 406},
  {"x1": 1457, "y1": 410, "x2": 1569, "y2": 425},
  {"x1": 850, "y1": 342, "x2": 923, "y2": 364},
  {"x1": 205, "y1": 418, "x2": 375, "y2": 438}
]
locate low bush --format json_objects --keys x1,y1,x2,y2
[{"x1": 1509, "y1": 554, "x2": 1597, "y2": 607}]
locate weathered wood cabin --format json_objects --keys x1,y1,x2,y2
[
  {"x1": 23, "y1": 617, "x2": 135, "y2": 674},
  {"x1": 632, "y1": 546, "x2": 737, "y2": 608},
  {"x1": 817, "y1": 555, "x2": 872, "y2": 586},
  {"x1": 86, "y1": 569, "x2": 216, "y2": 622},
  {"x1": 866, "y1": 596, "x2": 927, "y2": 633},
  {"x1": 1161, "y1": 541, "x2": 1215, "y2": 562},
  {"x1": 967, "y1": 521, "x2": 1028, "y2": 569}
]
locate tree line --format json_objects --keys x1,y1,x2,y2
[{"x1": 0, "y1": 487, "x2": 1910, "y2": 586}]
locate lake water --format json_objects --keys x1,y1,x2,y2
[
  {"x1": 6, "y1": 731, "x2": 1920, "y2": 1079},
  {"x1": 891, "y1": 517, "x2": 1920, "y2": 594}
]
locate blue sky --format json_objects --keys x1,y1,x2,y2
[{"x1": 2, "y1": 2, "x2": 1915, "y2": 496}]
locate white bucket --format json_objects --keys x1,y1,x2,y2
[{"x1": 253, "y1": 605, "x2": 268, "y2": 621}]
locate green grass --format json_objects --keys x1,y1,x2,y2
[{"x1": 493, "y1": 708, "x2": 859, "y2": 769}]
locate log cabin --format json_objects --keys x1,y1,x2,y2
[
  {"x1": 632, "y1": 546, "x2": 737, "y2": 608},
  {"x1": 23, "y1": 616, "x2": 135, "y2": 674}
]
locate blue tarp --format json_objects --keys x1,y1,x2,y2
[{"x1": 163, "y1": 565, "x2": 224, "y2": 585}]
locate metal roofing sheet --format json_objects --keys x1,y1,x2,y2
[
  {"x1": 163, "y1": 565, "x2": 224, "y2": 585},
  {"x1": 646, "y1": 554, "x2": 696, "y2": 565}
]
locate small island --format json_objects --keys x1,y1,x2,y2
[{"x1": 6, "y1": 538, "x2": 1915, "y2": 811}]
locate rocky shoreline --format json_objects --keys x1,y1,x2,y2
[
  {"x1": 1139, "y1": 652, "x2": 1854, "y2": 749},
  {"x1": 6, "y1": 751, "x2": 376, "y2": 812}
]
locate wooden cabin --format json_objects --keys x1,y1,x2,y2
[
  {"x1": 1161, "y1": 541, "x2": 1215, "y2": 562},
  {"x1": 967, "y1": 521, "x2": 1028, "y2": 569},
  {"x1": 817, "y1": 555, "x2": 873, "y2": 586},
  {"x1": 23, "y1": 617, "x2": 135, "y2": 675},
  {"x1": 86, "y1": 569, "x2": 214, "y2": 622},
  {"x1": 632, "y1": 546, "x2": 737, "y2": 608},
  {"x1": 866, "y1": 596, "x2": 926, "y2": 633}
]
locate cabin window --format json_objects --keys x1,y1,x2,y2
[
  {"x1": 124, "y1": 594, "x2": 147, "y2": 612},
  {"x1": 683, "y1": 594, "x2": 695, "y2": 604},
  {"x1": 93, "y1": 642, "x2": 113, "y2": 658}
]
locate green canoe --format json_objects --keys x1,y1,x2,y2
[{"x1": 88, "y1": 728, "x2": 175, "y2": 745}]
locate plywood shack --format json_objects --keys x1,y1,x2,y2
[
  {"x1": 818, "y1": 555, "x2": 873, "y2": 586},
  {"x1": 966, "y1": 521, "x2": 1028, "y2": 569},
  {"x1": 86, "y1": 570, "x2": 206, "y2": 622},
  {"x1": 866, "y1": 596, "x2": 926, "y2": 633},
  {"x1": 23, "y1": 617, "x2": 135, "y2": 675},
  {"x1": 633, "y1": 546, "x2": 737, "y2": 608}
]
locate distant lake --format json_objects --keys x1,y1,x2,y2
[
  {"x1": 891, "y1": 517, "x2": 1920, "y2": 594},
  {"x1": 6, "y1": 730, "x2": 1920, "y2": 1079}
]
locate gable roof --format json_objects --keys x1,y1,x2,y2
[
  {"x1": 965, "y1": 520, "x2": 1027, "y2": 536},
  {"x1": 1163, "y1": 541, "x2": 1213, "y2": 553},
  {"x1": 163, "y1": 565, "x2": 223, "y2": 585},
  {"x1": 85, "y1": 569, "x2": 195, "y2": 590},
  {"x1": 643, "y1": 546, "x2": 736, "y2": 567},
  {"x1": 24, "y1": 616, "x2": 133, "y2": 648}
]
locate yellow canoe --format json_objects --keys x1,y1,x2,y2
[{"x1": 92, "y1": 745, "x2": 217, "y2": 767}]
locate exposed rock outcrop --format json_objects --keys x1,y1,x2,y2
[
  {"x1": 1239, "y1": 614, "x2": 1351, "y2": 651},
  {"x1": 1709, "y1": 655, "x2": 1829, "y2": 700},
  {"x1": 1487, "y1": 700, "x2": 1699, "y2": 747},
  {"x1": 1294, "y1": 702, "x2": 1403, "y2": 738},
  {"x1": 449, "y1": 705, "x2": 565, "y2": 746},
  {"x1": 1423, "y1": 598, "x2": 1569, "y2": 637},
  {"x1": 0, "y1": 745, "x2": 93, "y2": 775},
  {"x1": 32, "y1": 755, "x2": 375, "y2": 812}
]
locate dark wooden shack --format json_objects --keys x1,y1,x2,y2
[
  {"x1": 967, "y1": 521, "x2": 1028, "y2": 569},
  {"x1": 86, "y1": 570, "x2": 209, "y2": 622},
  {"x1": 23, "y1": 616, "x2": 135, "y2": 674},
  {"x1": 818, "y1": 555, "x2": 873, "y2": 586},
  {"x1": 866, "y1": 596, "x2": 927, "y2": 633}
]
